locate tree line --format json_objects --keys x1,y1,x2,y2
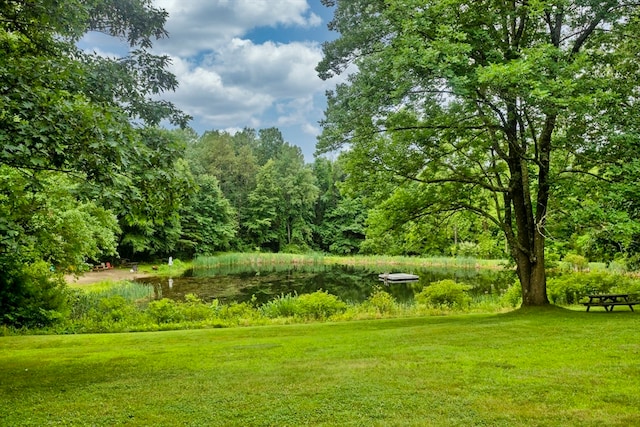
[{"x1": 2, "y1": 0, "x2": 640, "y2": 326}]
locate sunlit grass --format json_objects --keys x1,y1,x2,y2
[{"x1": 2, "y1": 308, "x2": 639, "y2": 426}]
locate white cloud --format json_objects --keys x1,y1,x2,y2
[
  {"x1": 164, "y1": 57, "x2": 274, "y2": 127},
  {"x1": 301, "y1": 122, "x2": 320, "y2": 136},
  {"x1": 81, "y1": 0, "x2": 339, "y2": 160},
  {"x1": 164, "y1": 38, "x2": 334, "y2": 132},
  {"x1": 215, "y1": 38, "x2": 326, "y2": 96},
  {"x1": 154, "y1": 0, "x2": 321, "y2": 56}
]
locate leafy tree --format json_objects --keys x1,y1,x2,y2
[
  {"x1": 317, "y1": 0, "x2": 640, "y2": 306},
  {"x1": 246, "y1": 160, "x2": 282, "y2": 250},
  {"x1": 320, "y1": 197, "x2": 367, "y2": 254},
  {"x1": 244, "y1": 145, "x2": 319, "y2": 252},
  {"x1": 0, "y1": 167, "x2": 120, "y2": 327},
  {"x1": 0, "y1": 0, "x2": 188, "y2": 181},
  {"x1": 111, "y1": 129, "x2": 195, "y2": 258},
  {"x1": 274, "y1": 147, "x2": 319, "y2": 251},
  {"x1": 0, "y1": 0, "x2": 189, "y2": 326},
  {"x1": 546, "y1": 164, "x2": 640, "y2": 267},
  {"x1": 186, "y1": 130, "x2": 258, "y2": 249},
  {"x1": 0, "y1": 168, "x2": 120, "y2": 271},
  {"x1": 178, "y1": 174, "x2": 237, "y2": 257},
  {"x1": 313, "y1": 157, "x2": 366, "y2": 254},
  {"x1": 255, "y1": 128, "x2": 287, "y2": 166}
]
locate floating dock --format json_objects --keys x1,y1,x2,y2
[{"x1": 378, "y1": 273, "x2": 419, "y2": 284}]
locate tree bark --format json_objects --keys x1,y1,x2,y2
[
  {"x1": 515, "y1": 231, "x2": 549, "y2": 306},
  {"x1": 505, "y1": 105, "x2": 553, "y2": 307}
]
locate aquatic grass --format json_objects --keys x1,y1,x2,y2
[
  {"x1": 194, "y1": 253, "x2": 509, "y2": 272},
  {"x1": 324, "y1": 254, "x2": 507, "y2": 269},
  {"x1": 76, "y1": 280, "x2": 152, "y2": 300},
  {"x1": 68, "y1": 281, "x2": 153, "y2": 323},
  {"x1": 193, "y1": 252, "x2": 326, "y2": 271}
]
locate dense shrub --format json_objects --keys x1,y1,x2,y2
[
  {"x1": 295, "y1": 290, "x2": 347, "y2": 319},
  {"x1": 98, "y1": 295, "x2": 137, "y2": 323},
  {"x1": 415, "y1": 280, "x2": 471, "y2": 308},
  {"x1": 147, "y1": 298, "x2": 185, "y2": 324},
  {"x1": 365, "y1": 286, "x2": 397, "y2": 314},
  {"x1": 217, "y1": 301, "x2": 259, "y2": 323},
  {"x1": 500, "y1": 283, "x2": 522, "y2": 308},
  {"x1": 547, "y1": 272, "x2": 639, "y2": 304},
  {"x1": 260, "y1": 293, "x2": 298, "y2": 318},
  {"x1": 562, "y1": 254, "x2": 589, "y2": 272},
  {"x1": 0, "y1": 261, "x2": 69, "y2": 328},
  {"x1": 181, "y1": 294, "x2": 213, "y2": 321}
]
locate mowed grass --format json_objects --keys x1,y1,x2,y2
[{"x1": 1, "y1": 307, "x2": 639, "y2": 426}]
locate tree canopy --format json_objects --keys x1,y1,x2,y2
[
  {"x1": 0, "y1": 0, "x2": 192, "y2": 326},
  {"x1": 317, "y1": 0, "x2": 640, "y2": 305}
]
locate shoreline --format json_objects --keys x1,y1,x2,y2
[{"x1": 64, "y1": 268, "x2": 152, "y2": 286}]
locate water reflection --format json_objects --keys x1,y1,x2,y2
[{"x1": 137, "y1": 263, "x2": 515, "y2": 305}]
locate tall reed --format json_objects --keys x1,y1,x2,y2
[
  {"x1": 69, "y1": 281, "x2": 153, "y2": 320},
  {"x1": 193, "y1": 252, "x2": 326, "y2": 270},
  {"x1": 193, "y1": 253, "x2": 507, "y2": 272}
]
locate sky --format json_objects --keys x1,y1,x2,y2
[{"x1": 79, "y1": 0, "x2": 341, "y2": 162}]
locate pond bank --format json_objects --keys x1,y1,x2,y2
[{"x1": 64, "y1": 268, "x2": 152, "y2": 286}]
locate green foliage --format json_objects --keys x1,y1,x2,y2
[
  {"x1": 97, "y1": 295, "x2": 137, "y2": 323},
  {"x1": 546, "y1": 272, "x2": 640, "y2": 305},
  {"x1": 0, "y1": 261, "x2": 69, "y2": 328},
  {"x1": 245, "y1": 147, "x2": 319, "y2": 251},
  {"x1": 187, "y1": 128, "x2": 323, "y2": 253},
  {"x1": 178, "y1": 174, "x2": 237, "y2": 257},
  {"x1": 0, "y1": 0, "x2": 188, "y2": 180},
  {"x1": 260, "y1": 293, "x2": 299, "y2": 318},
  {"x1": 294, "y1": 290, "x2": 347, "y2": 320},
  {"x1": 0, "y1": 168, "x2": 120, "y2": 273},
  {"x1": 316, "y1": 0, "x2": 640, "y2": 305},
  {"x1": 562, "y1": 253, "x2": 590, "y2": 272},
  {"x1": 318, "y1": 196, "x2": 367, "y2": 254},
  {"x1": 415, "y1": 280, "x2": 471, "y2": 309},
  {"x1": 217, "y1": 302, "x2": 261, "y2": 324},
  {"x1": 245, "y1": 160, "x2": 282, "y2": 249},
  {"x1": 147, "y1": 298, "x2": 184, "y2": 324},
  {"x1": 364, "y1": 286, "x2": 397, "y2": 315},
  {"x1": 500, "y1": 283, "x2": 523, "y2": 308},
  {"x1": 181, "y1": 294, "x2": 213, "y2": 322},
  {"x1": 0, "y1": 0, "x2": 196, "y2": 321},
  {"x1": 115, "y1": 130, "x2": 196, "y2": 258}
]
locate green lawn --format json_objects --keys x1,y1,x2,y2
[{"x1": 1, "y1": 307, "x2": 639, "y2": 426}]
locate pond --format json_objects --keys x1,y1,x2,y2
[{"x1": 137, "y1": 263, "x2": 515, "y2": 305}]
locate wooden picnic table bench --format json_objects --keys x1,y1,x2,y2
[{"x1": 582, "y1": 294, "x2": 639, "y2": 312}]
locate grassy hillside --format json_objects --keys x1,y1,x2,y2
[{"x1": 1, "y1": 307, "x2": 638, "y2": 426}]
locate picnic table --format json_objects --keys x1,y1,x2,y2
[{"x1": 582, "y1": 293, "x2": 638, "y2": 312}]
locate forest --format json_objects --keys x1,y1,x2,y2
[{"x1": 2, "y1": 0, "x2": 640, "y2": 326}]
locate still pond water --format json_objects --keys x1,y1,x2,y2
[{"x1": 137, "y1": 264, "x2": 515, "y2": 304}]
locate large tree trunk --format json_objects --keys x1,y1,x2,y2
[
  {"x1": 518, "y1": 114, "x2": 555, "y2": 306},
  {"x1": 514, "y1": 231, "x2": 549, "y2": 306},
  {"x1": 504, "y1": 108, "x2": 554, "y2": 307}
]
